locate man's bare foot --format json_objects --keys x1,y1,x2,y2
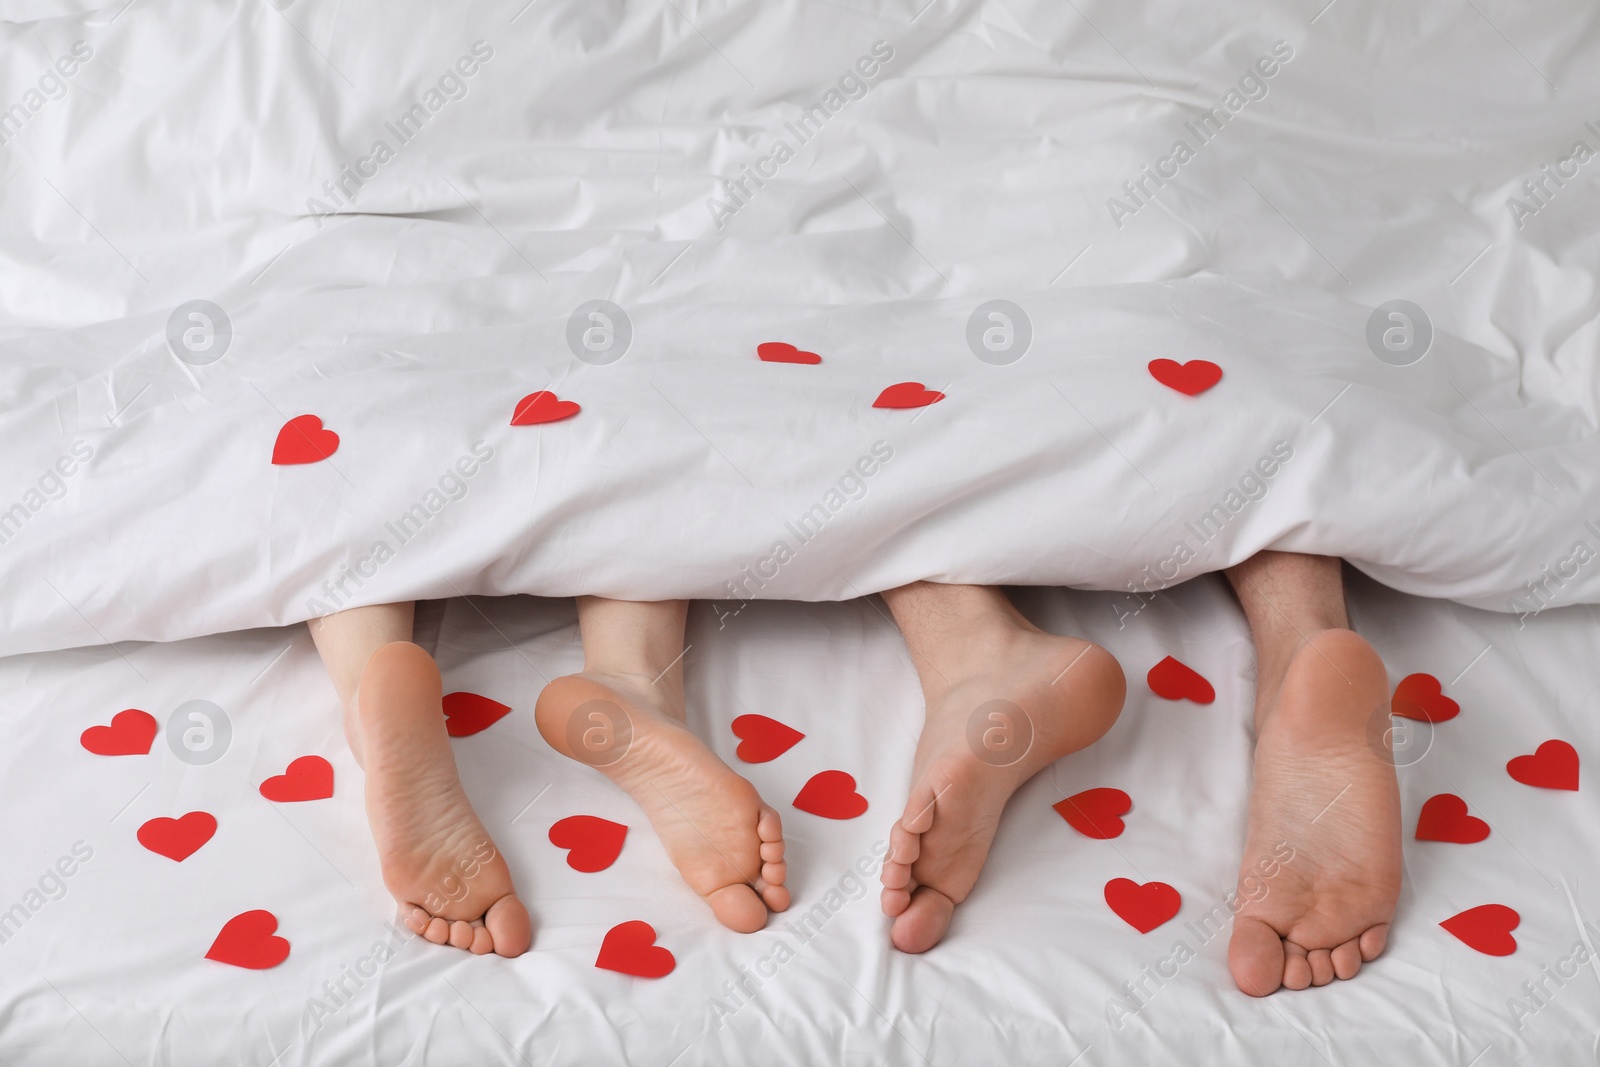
[
  {"x1": 1229, "y1": 629, "x2": 1401, "y2": 995},
  {"x1": 534, "y1": 672, "x2": 790, "y2": 933},
  {"x1": 879, "y1": 610, "x2": 1126, "y2": 953},
  {"x1": 357, "y1": 642, "x2": 532, "y2": 957}
]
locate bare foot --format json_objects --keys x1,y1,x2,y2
[
  {"x1": 879, "y1": 625, "x2": 1126, "y2": 953},
  {"x1": 1229, "y1": 629, "x2": 1401, "y2": 995},
  {"x1": 357, "y1": 642, "x2": 532, "y2": 957},
  {"x1": 534, "y1": 672, "x2": 789, "y2": 932}
]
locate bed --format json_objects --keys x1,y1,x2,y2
[{"x1": 1, "y1": 0, "x2": 1597, "y2": 1063}]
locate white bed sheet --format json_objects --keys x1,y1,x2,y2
[{"x1": 0, "y1": 581, "x2": 1594, "y2": 1066}]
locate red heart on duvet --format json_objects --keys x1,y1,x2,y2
[
  {"x1": 511, "y1": 391, "x2": 581, "y2": 425},
  {"x1": 1414, "y1": 794, "x2": 1489, "y2": 843},
  {"x1": 1104, "y1": 878, "x2": 1181, "y2": 933},
  {"x1": 271, "y1": 414, "x2": 340, "y2": 465},
  {"x1": 206, "y1": 910, "x2": 291, "y2": 969},
  {"x1": 1147, "y1": 359, "x2": 1222, "y2": 396},
  {"x1": 1391, "y1": 673, "x2": 1459, "y2": 723},
  {"x1": 872, "y1": 382, "x2": 944, "y2": 409},
  {"x1": 80, "y1": 709, "x2": 158, "y2": 756},
  {"x1": 793, "y1": 771, "x2": 868, "y2": 819},
  {"x1": 1146, "y1": 656, "x2": 1215, "y2": 704},
  {"x1": 1440, "y1": 904, "x2": 1519, "y2": 956},
  {"x1": 549, "y1": 815, "x2": 627, "y2": 873},
  {"x1": 442, "y1": 692, "x2": 512, "y2": 738},
  {"x1": 138, "y1": 812, "x2": 218, "y2": 862},
  {"x1": 595, "y1": 920, "x2": 675, "y2": 978},
  {"x1": 259, "y1": 755, "x2": 334, "y2": 802},
  {"x1": 757, "y1": 342, "x2": 821, "y2": 365},
  {"x1": 731, "y1": 714, "x2": 805, "y2": 763},
  {"x1": 1506, "y1": 740, "x2": 1579, "y2": 791},
  {"x1": 1054, "y1": 788, "x2": 1132, "y2": 840}
]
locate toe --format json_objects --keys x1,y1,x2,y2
[
  {"x1": 757, "y1": 805, "x2": 785, "y2": 843},
  {"x1": 1282, "y1": 942, "x2": 1312, "y2": 991},
  {"x1": 761, "y1": 859, "x2": 787, "y2": 886},
  {"x1": 888, "y1": 821, "x2": 921, "y2": 866},
  {"x1": 469, "y1": 923, "x2": 495, "y2": 955},
  {"x1": 881, "y1": 886, "x2": 911, "y2": 917},
  {"x1": 1359, "y1": 923, "x2": 1390, "y2": 962},
  {"x1": 707, "y1": 883, "x2": 768, "y2": 933},
  {"x1": 760, "y1": 882, "x2": 791, "y2": 913},
  {"x1": 1228, "y1": 917, "x2": 1286, "y2": 997},
  {"x1": 485, "y1": 894, "x2": 533, "y2": 958},
  {"x1": 448, "y1": 920, "x2": 475, "y2": 950},
  {"x1": 760, "y1": 839, "x2": 785, "y2": 863},
  {"x1": 880, "y1": 862, "x2": 910, "y2": 890},
  {"x1": 424, "y1": 916, "x2": 450, "y2": 945},
  {"x1": 890, "y1": 886, "x2": 955, "y2": 953},
  {"x1": 1331, "y1": 939, "x2": 1362, "y2": 980},
  {"x1": 899, "y1": 782, "x2": 939, "y2": 836},
  {"x1": 403, "y1": 906, "x2": 431, "y2": 937},
  {"x1": 1306, "y1": 948, "x2": 1334, "y2": 986}
]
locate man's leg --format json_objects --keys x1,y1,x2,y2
[
  {"x1": 534, "y1": 598, "x2": 790, "y2": 933},
  {"x1": 877, "y1": 583, "x2": 1126, "y2": 953},
  {"x1": 309, "y1": 604, "x2": 532, "y2": 957},
  {"x1": 1223, "y1": 552, "x2": 1401, "y2": 995}
]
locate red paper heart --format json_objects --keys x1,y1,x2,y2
[
  {"x1": 793, "y1": 770, "x2": 868, "y2": 819},
  {"x1": 1054, "y1": 788, "x2": 1132, "y2": 840},
  {"x1": 549, "y1": 815, "x2": 628, "y2": 873},
  {"x1": 511, "y1": 391, "x2": 581, "y2": 425},
  {"x1": 595, "y1": 920, "x2": 675, "y2": 978},
  {"x1": 442, "y1": 692, "x2": 512, "y2": 738},
  {"x1": 259, "y1": 755, "x2": 334, "y2": 802},
  {"x1": 1506, "y1": 740, "x2": 1579, "y2": 791},
  {"x1": 873, "y1": 382, "x2": 944, "y2": 409},
  {"x1": 757, "y1": 342, "x2": 822, "y2": 365},
  {"x1": 1440, "y1": 904, "x2": 1520, "y2": 956},
  {"x1": 1414, "y1": 794, "x2": 1489, "y2": 844},
  {"x1": 271, "y1": 414, "x2": 340, "y2": 465},
  {"x1": 731, "y1": 714, "x2": 805, "y2": 763},
  {"x1": 1147, "y1": 359, "x2": 1222, "y2": 396},
  {"x1": 1146, "y1": 656, "x2": 1215, "y2": 704},
  {"x1": 1104, "y1": 878, "x2": 1181, "y2": 933},
  {"x1": 1391, "y1": 673, "x2": 1459, "y2": 723},
  {"x1": 80, "y1": 709, "x2": 158, "y2": 756},
  {"x1": 138, "y1": 812, "x2": 218, "y2": 862},
  {"x1": 206, "y1": 910, "x2": 291, "y2": 969}
]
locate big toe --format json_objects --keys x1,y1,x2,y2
[
  {"x1": 484, "y1": 894, "x2": 533, "y2": 958},
  {"x1": 1229, "y1": 917, "x2": 1286, "y2": 997},
  {"x1": 889, "y1": 886, "x2": 955, "y2": 954},
  {"x1": 708, "y1": 883, "x2": 770, "y2": 933}
]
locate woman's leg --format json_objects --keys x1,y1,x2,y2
[
  {"x1": 309, "y1": 604, "x2": 532, "y2": 957},
  {"x1": 535, "y1": 598, "x2": 789, "y2": 932}
]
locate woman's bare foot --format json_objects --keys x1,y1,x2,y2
[
  {"x1": 1229, "y1": 628, "x2": 1401, "y2": 995},
  {"x1": 879, "y1": 584, "x2": 1126, "y2": 953},
  {"x1": 357, "y1": 642, "x2": 532, "y2": 957},
  {"x1": 535, "y1": 670, "x2": 790, "y2": 932}
]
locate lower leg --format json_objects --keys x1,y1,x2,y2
[
  {"x1": 308, "y1": 602, "x2": 414, "y2": 765},
  {"x1": 877, "y1": 582, "x2": 1126, "y2": 953},
  {"x1": 1221, "y1": 552, "x2": 1400, "y2": 996},
  {"x1": 534, "y1": 598, "x2": 789, "y2": 932}
]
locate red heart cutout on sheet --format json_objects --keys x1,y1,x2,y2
[
  {"x1": 80, "y1": 709, "x2": 158, "y2": 756},
  {"x1": 271, "y1": 414, "x2": 340, "y2": 465},
  {"x1": 757, "y1": 342, "x2": 822, "y2": 365},
  {"x1": 138, "y1": 812, "x2": 218, "y2": 862},
  {"x1": 1391, "y1": 673, "x2": 1459, "y2": 723},
  {"x1": 442, "y1": 692, "x2": 512, "y2": 738},
  {"x1": 1440, "y1": 904, "x2": 1520, "y2": 956},
  {"x1": 549, "y1": 815, "x2": 628, "y2": 873},
  {"x1": 1146, "y1": 656, "x2": 1215, "y2": 704},
  {"x1": 872, "y1": 382, "x2": 944, "y2": 409},
  {"x1": 1104, "y1": 878, "x2": 1181, "y2": 933},
  {"x1": 731, "y1": 714, "x2": 805, "y2": 763},
  {"x1": 1414, "y1": 794, "x2": 1489, "y2": 844},
  {"x1": 1506, "y1": 740, "x2": 1579, "y2": 791},
  {"x1": 595, "y1": 920, "x2": 675, "y2": 978},
  {"x1": 793, "y1": 771, "x2": 868, "y2": 819},
  {"x1": 1054, "y1": 788, "x2": 1132, "y2": 840},
  {"x1": 511, "y1": 391, "x2": 581, "y2": 425},
  {"x1": 205, "y1": 910, "x2": 291, "y2": 969},
  {"x1": 1147, "y1": 359, "x2": 1222, "y2": 396},
  {"x1": 259, "y1": 755, "x2": 334, "y2": 802}
]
